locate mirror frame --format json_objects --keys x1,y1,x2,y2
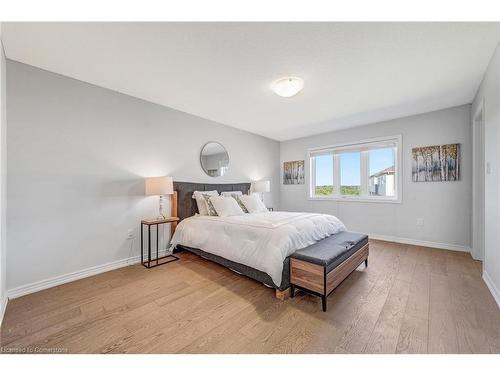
[{"x1": 199, "y1": 141, "x2": 230, "y2": 178}]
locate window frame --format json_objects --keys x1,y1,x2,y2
[{"x1": 307, "y1": 135, "x2": 402, "y2": 203}]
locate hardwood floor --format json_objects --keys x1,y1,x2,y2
[{"x1": 1, "y1": 240, "x2": 499, "y2": 354}]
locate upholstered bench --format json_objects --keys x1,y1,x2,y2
[{"x1": 290, "y1": 232, "x2": 369, "y2": 311}]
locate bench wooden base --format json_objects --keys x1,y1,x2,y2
[{"x1": 290, "y1": 243, "x2": 369, "y2": 311}]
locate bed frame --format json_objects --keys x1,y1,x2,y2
[{"x1": 171, "y1": 181, "x2": 291, "y2": 300}]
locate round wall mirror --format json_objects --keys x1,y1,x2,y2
[{"x1": 200, "y1": 142, "x2": 229, "y2": 177}]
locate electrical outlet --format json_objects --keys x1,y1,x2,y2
[
  {"x1": 127, "y1": 229, "x2": 135, "y2": 239},
  {"x1": 416, "y1": 218, "x2": 424, "y2": 227}
]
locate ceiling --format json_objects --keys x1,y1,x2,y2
[{"x1": 2, "y1": 22, "x2": 499, "y2": 141}]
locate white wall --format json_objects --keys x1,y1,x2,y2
[
  {"x1": 0, "y1": 25, "x2": 7, "y2": 324},
  {"x1": 280, "y1": 105, "x2": 472, "y2": 250},
  {"x1": 6, "y1": 61, "x2": 280, "y2": 293},
  {"x1": 472, "y1": 42, "x2": 500, "y2": 307}
]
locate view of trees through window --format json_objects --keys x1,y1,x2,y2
[
  {"x1": 314, "y1": 154, "x2": 333, "y2": 196},
  {"x1": 340, "y1": 152, "x2": 360, "y2": 196}
]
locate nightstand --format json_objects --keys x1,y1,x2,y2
[{"x1": 141, "y1": 217, "x2": 179, "y2": 268}]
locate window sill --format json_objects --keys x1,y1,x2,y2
[{"x1": 308, "y1": 196, "x2": 402, "y2": 204}]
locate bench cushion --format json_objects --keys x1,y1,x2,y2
[{"x1": 291, "y1": 231, "x2": 368, "y2": 273}]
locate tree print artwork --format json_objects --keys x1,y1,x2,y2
[
  {"x1": 412, "y1": 144, "x2": 460, "y2": 182},
  {"x1": 283, "y1": 160, "x2": 305, "y2": 185}
]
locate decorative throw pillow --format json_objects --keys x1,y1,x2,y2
[
  {"x1": 233, "y1": 194, "x2": 248, "y2": 214},
  {"x1": 220, "y1": 191, "x2": 248, "y2": 212},
  {"x1": 202, "y1": 194, "x2": 219, "y2": 216},
  {"x1": 209, "y1": 196, "x2": 245, "y2": 217},
  {"x1": 192, "y1": 190, "x2": 218, "y2": 215},
  {"x1": 239, "y1": 194, "x2": 268, "y2": 213}
]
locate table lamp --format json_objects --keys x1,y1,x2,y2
[
  {"x1": 253, "y1": 180, "x2": 270, "y2": 202},
  {"x1": 145, "y1": 176, "x2": 174, "y2": 219}
]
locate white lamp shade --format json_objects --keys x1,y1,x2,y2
[
  {"x1": 145, "y1": 176, "x2": 174, "y2": 196},
  {"x1": 253, "y1": 180, "x2": 270, "y2": 193}
]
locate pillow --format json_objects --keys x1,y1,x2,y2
[
  {"x1": 239, "y1": 194, "x2": 268, "y2": 213},
  {"x1": 208, "y1": 196, "x2": 245, "y2": 217},
  {"x1": 221, "y1": 191, "x2": 243, "y2": 197},
  {"x1": 192, "y1": 190, "x2": 218, "y2": 215},
  {"x1": 221, "y1": 192, "x2": 248, "y2": 213},
  {"x1": 202, "y1": 194, "x2": 219, "y2": 216}
]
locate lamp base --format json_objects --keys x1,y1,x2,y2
[{"x1": 158, "y1": 195, "x2": 166, "y2": 220}]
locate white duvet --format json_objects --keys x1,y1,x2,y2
[{"x1": 170, "y1": 211, "x2": 346, "y2": 286}]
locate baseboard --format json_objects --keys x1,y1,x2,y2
[
  {"x1": 368, "y1": 234, "x2": 471, "y2": 253},
  {"x1": 0, "y1": 294, "x2": 7, "y2": 327},
  {"x1": 7, "y1": 254, "x2": 144, "y2": 299},
  {"x1": 483, "y1": 271, "x2": 500, "y2": 309}
]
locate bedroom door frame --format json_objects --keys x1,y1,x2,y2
[{"x1": 472, "y1": 99, "x2": 485, "y2": 262}]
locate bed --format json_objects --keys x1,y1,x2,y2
[{"x1": 170, "y1": 181, "x2": 348, "y2": 299}]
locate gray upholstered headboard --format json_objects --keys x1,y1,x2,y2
[{"x1": 173, "y1": 181, "x2": 251, "y2": 221}]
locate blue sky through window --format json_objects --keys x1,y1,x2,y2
[
  {"x1": 315, "y1": 154, "x2": 333, "y2": 186},
  {"x1": 315, "y1": 148, "x2": 394, "y2": 186},
  {"x1": 341, "y1": 152, "x2": 360, "y2": 186},
  {"x1": 369, "y1": 148, "x2": 395, "y2": 176}
]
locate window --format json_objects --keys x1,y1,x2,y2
[
  {"x1": 340, "y1": 152, "x2": 361, "y2": 196},
  {"x1": 309, "y1": 136, "x2": 401, "y2": 202},
  {"x1": 369, "y1": 148, "x2": 396, "y2": 197},
  {"x1": 314, "y1": 154, "x2": 334, "y2": 196}
]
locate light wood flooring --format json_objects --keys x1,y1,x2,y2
[{"x1": 1, "y1": 240, "x2": 499, "y2": 354}]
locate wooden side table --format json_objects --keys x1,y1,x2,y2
[{"x1": 141, "y1": 217, "x2": 180, "y2": 268}]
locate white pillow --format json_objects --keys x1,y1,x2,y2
[
  {"x1": 221, "y1": 191, "x2": 243, "y2": 197},
  {"x1": 239, "y1": 194, "x2": 268, "y2": 213},
  {"x1": 220, "y1": 192, "x2": 248, "y2": 213},
  {"x1": 209, "y1": 196, "x2": 244, "y2": 217},
  {"x1": 192, "y1": 190, "x2": 218, "y2": 216}
]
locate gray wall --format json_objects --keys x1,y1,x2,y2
[
  {"x1": 280, "y1": 105, "x2": 472, "y2": 250},
  {"x1": 472, "y1": 42, "x2": 500, "y2": 305},
  {"x1": 0, "y1": 28, "x2": 7, "y2": 323},
  {"x1": 6, "y1": 61, "x2": 280, "y2": 291}
]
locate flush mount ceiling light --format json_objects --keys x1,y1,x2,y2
[{"x1": 271, "y1": 76, "x2": 304, "y2": 98}]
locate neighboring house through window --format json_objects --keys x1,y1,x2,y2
[{"x1": 369, "y1": 166, "x2": 395, "y2": 197}]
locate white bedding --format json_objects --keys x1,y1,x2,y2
[{"x1": 170, "y1": 211, "x2": 346, "y2": 286}]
